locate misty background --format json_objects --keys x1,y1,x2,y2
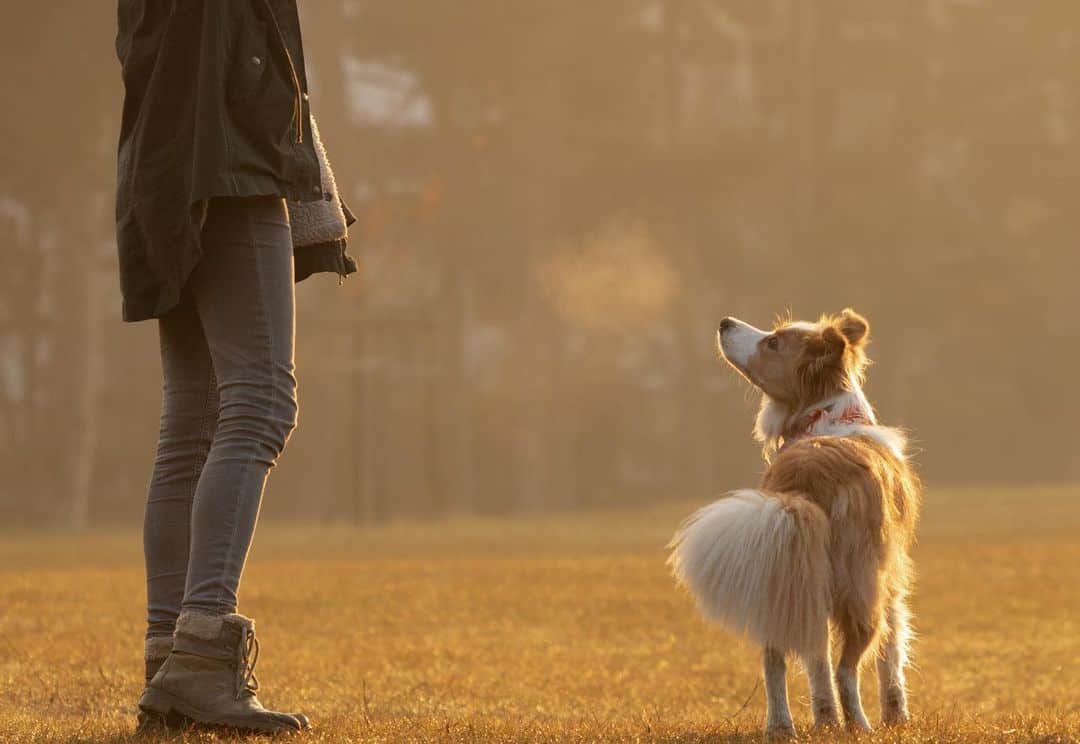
[{"x1": 1, "y1": 1, "x2": 1077, "y2": 527}]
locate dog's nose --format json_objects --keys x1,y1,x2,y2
[{"x1": 719, "y1": 317, "x2": 736, "y2": 333}]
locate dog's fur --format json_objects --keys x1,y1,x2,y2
[{"x1": 668, "y1": 309, "x2": 921, "y2": 738}]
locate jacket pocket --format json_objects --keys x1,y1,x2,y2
[{"x1": 228, "y1": 21, "x2": 270, "y2": 102}]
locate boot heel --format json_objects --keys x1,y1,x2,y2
[
  {"x1": 134, "y1": 708, "x2": 167, "y2": 736},
  {"x1": 139, "y1": 685, "x2": 183, "y2": 716}
]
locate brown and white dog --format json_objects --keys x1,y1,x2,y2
[{"x1": 668, "y1": 310, "x2": 921, "y2": 738}]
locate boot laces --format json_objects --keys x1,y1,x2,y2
[{"x1": 235, "y1": 627, "x2": 261, "y2": 700}]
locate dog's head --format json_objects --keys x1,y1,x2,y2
[{"x1": 717, "y1": 309, "x2": 871, "y2": 406}]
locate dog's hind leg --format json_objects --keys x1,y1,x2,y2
[
  {"x1": 763, "y1": 647, "x2": 795, "y2": 739},
  {"x1": 802, "y1": 624, "x2": 839, "y2": 729},
  {"x1": 877, "y1": 597, "x2": 912, "y2": 725},
  {"x1": 835, "y1": 625, "x2": 874, "y2": 733}
]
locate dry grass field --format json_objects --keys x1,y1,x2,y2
[{"x1": 1, "y1": 484, "x2": 1078, "y2": 743}]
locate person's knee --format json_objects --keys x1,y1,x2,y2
[
  {"x1": 214, "y1": 373, "x2": 297, "y2": 461},
  {"x1": 262, "y1": 378, "x2": 298, "y2": 458},
  {"x1": 276, "y1": 390, "x2": 299, "y2": 450}
]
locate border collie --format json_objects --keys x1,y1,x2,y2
[{"x1": 668, "y1": 310, "x2": 921, "y2": 738}]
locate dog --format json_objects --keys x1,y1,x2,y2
[{"x1": 668, "y1": 309, "x2": 921, "y2": 738}]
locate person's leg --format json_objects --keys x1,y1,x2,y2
[
  {"x1": 139, "y1": 196, "x2": 303, "y2": 733},
  {"x1": 139, "y1": 287, "x2": 219, "y2": 734},
  {"x1": 181, "y1": 195, "x2": 298, "y2": 615},
  {"x1": 144, "y1": 290, "x2": 218, "y2": 645}
]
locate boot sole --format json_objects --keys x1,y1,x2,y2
[
  {"x1": 139, "y1": 687, "x2": 301, "y2": 733},
  {"x1": 135, "y1": 708, "x2": 188, "y2": 736}
]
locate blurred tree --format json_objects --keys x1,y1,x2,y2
[{"x1": 0, "y1": 3, "x2": 116, "y2": 525}]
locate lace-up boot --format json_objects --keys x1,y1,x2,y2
[
  {"x1": 138, "y1": 611, "x2": 305, "y2": 734},
  {"x1": 136, "y1": 636, "x2": 185, "y2": 735}
]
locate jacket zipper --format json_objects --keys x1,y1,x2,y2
[{"x1": 259, "y1": 0, "x2": 305, "y2": 144}]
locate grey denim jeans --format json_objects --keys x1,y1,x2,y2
[{"x1": 144, "y1": 196, "x2": 297, "y2": 639}]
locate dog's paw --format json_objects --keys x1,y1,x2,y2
[
  {"x1": 882, "y1": 708, "x2": 910, "y2": 727},
  {"x1": 811, "y1": 703, "x2": 839, "y2": 730},
  {"x1": 765, "y1": 723, "x2": 797, "y2": 740},
  {"x1": 845, "y1": 717, "x2": 872, "y2": 735}
]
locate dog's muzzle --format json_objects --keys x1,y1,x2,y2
[{"x1": 718, "y1": 317, "x2": 767, "y2": 371}]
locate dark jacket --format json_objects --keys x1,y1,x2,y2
[{"x1": 115, "y1": 0, "x2": 358, "y2": 322}]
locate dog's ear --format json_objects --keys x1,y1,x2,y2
[
  {"x1": 802, "y1": 325, "x2": 846, "y2": 370},
  {"x1": 796, "y1": 325, "x2": 848, "y2": 399},
  {"x1": 821, "y1": 325, "x2": 848, "y2": 356},
  {"x1": 836, "y1": 308, "x2": 869, "y2": 348}
]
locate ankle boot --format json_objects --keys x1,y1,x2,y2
[
  {"x1": 139, "y1": 611, "x2": 307, "y2": 734},
  {"x1": 136, "y1": 633, "x2": 310, "y2": 734},
  {"x1": 136, "y1": 636, "x2": 185, "y2": 735}
]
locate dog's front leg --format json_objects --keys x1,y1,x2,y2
[{"x1": 763, "y1": 647, "x2": 795, "y2": 739}]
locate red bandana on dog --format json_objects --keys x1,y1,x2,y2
[{"x1": 779, "y1": 403, "x2": 873, "y2": 453}]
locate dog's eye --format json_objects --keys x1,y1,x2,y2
[{"x1": 765, "y1": 336, "x2": 779, "y2": 351}]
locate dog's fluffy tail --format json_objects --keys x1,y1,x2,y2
[{"x1": 668, "y1": 489, "x2": 831, "y2": 656}]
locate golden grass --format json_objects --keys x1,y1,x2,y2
[{"x1": 0, "y1": 484, "x2": 1078, "y2": 743}]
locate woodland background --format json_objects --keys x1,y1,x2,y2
[{"x1": 2, "y1": 1, "x2": 1078, "y2": 526}]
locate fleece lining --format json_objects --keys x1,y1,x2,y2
[
  {"x1": 175, "y1": 610, "x2": 255, "y2": 640},
  {"x1": 144, "y1": 635, "x2": 174, "y2": 661},
  {"x1": 287, "y1": 115, "x2": 348, "y2": 248}
]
